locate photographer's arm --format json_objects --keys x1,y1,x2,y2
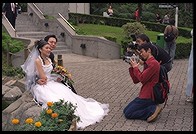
[
  {"x1": 129, "y1": 59, "x2": 140, "y2": 84},
  {"x1": 134, "y1": 50, "x2": 144, "y2": 65}
]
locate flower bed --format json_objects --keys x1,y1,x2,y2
[{"x1": 11, "y1": 99, "x2": 80, "y2": 131}]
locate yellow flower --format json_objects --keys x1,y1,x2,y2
[
  {"x1": 59, "y1": 66, "x2": 63, "y2": 69},
  {"x1": 11, "y1": 118, "x2": 20, "y2": 125},
  {"x1": 67, "y1": 73, "x2": 72, "y2": 79},
  {"x1": 46, "y1": 109, "x2": 53, "y2": 114},
  {"x1": 34, "y1": 121, "x2": 42, "y2": 127},
  {"x1": 62, "y1": 69, "x2": 67, "y2": 73},
  {"x1": 51, "y1": 113, "x2": 58, "y2": 118},
  {"x1": 47, "y1": 102, "x2": 53, "y2": 107},
  {"x1": 25, "y1": 118, "x2": 34, "y2": 124}
]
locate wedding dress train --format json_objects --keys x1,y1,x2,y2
[{"x1": 32, "y1": 56, "x2": 109, "y2": 129}]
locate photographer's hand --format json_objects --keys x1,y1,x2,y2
[
  {"x1": 139, "y1": 59, "x2": 144, "y2": 65},
  {"x1": 130, "y1": 58, "x2": 139, "y2": 68},
  {"x1": 135, "y1": 50, "x2": 141, "y2": 55}
]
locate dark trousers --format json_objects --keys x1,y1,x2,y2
[
  {"x1": 6, "y1": 13, "x2": 16, "y2": 29},
  {"x1": 161, "y1": 60, "x2": 172, "y2": 72},
  {"x1": 123, "y1": 97, "x2": 156, "y2": 120}
]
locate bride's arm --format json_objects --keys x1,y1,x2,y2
[{"x1": 35, "y1": 58, "x2": 47, "y2": 83}]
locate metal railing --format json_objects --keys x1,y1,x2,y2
[
  {"x1": 32, "y1": 3, "x2": 44, "y2": 15},
  {"x1": 58, "y1": 13, "x2": 75, "y2": 31}
]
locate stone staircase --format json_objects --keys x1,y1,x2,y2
[{"x1": 15, "y1": 12, "x2": 72, "y2": 54}]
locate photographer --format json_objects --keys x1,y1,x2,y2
[
  {"x1": 126, "y1": 34, "x2": 172, "y2": 72},
  {"x1": 123, "y1": 42, "x2": 162, "y2": 123}
]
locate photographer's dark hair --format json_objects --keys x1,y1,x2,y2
[
  {"x1": 44, "y1": 34, "x2": 58, "y2": 42},
  {"x1": 138, "y1": 42, "x2": 154, "y2": 52},
  {"x1": 136, "y1": 34, "x2": 150, "y2": 43}
]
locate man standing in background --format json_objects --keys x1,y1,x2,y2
[
  {"x1": 2, "y1": 3, "x2": 19, "y2": 29},
  {"x1": 164, "y1": 19, "x2": 178, "y2": 63}
]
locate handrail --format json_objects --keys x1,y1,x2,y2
[
  {"x1": 2, "y1": 13, "x2": 17, "y2": 37},
  {"x1": 32, "y1": 3, "x2": 44, "y2": 15},
  {"x1": 58, "y1": 13, "x2": 75, "y2": 31}
]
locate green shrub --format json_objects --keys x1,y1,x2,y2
[
  {"x1": 11, "y1": 100, "x2": 80, "y2": 131},
  {"x1": 175, "y1": 42, "x2": 192, "y2": 59},
  {"x1": 122, "y1": 22, "x2": 146, "y2": 40},
  {"x1": 19, "y1": 3, "x2": 27, "y2": 12},
  {"x1": 2, "y1": 31, "x2": 24, "y2": 53},
  {"x1": 142, "y1": 12, "x2": 155, "y2": 22},
  {"x1": 2, "y1": 30, "x2": 25, "y2": 78},
  {"x1": 2, "y1": 65, "x2": 25, "y2": 79}
]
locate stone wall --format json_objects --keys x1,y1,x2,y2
[
  {"x1": 34, "y1": 3, "x2": 69, "y2": 19},
  {"x1": 2, "y1": 77, "x2": 42, "y2": 131}
]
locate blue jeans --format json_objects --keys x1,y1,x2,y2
[{"x1": 123, "y1": 97, "x2": 156, "y2": 120}]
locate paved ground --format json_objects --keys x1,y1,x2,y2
[{"x1": 55, "y1": 53, "x2": 193, "y2": 131}]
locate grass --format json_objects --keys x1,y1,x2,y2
[
  {"x1": 74, "y1": 23, "x2": 191, "y2": 44},
  {"x1": 74, "y1": 24, "x2": 124, "y2": 44}
]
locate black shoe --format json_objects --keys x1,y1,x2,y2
[{"x1": 33, "y1": 98, "x2": 43, "y2": 106}]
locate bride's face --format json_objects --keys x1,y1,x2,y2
[{"x1": 41, "y1": 44, "x2": 52, "y2": 57}]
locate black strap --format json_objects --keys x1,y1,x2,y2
[
  {"x1": 152, "y1": 44, "x2": 159, "y2": 59},
  {"x1": 170, "y1": 25, "x2": 173, "y2": 33}
]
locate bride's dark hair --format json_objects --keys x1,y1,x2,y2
[
  {"x1": 34, "y1": 39, "x2": 49, "y2": 65},
  {"x1": 35, "y1": 39, "x2": 48, "y2": 49}
]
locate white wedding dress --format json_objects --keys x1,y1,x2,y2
[{"x1": 32, "y1": 56, "x2": 109, "y2": 129}]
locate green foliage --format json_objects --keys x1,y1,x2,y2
[
  {"x1": 2, "y1": 30, "x2": 25, "y2": 78},
  {"x1": 2, "y1": 66, "x2": 25, "y2": 78},
  {"x1": 2, "y1": 31, "x2": 24, "y2": 53},
  {"x1": 19, "y1": 3, "x2": 27, "y2": 12},
  {"x1": 73, "y1": 23, "x2": 191, "y2": 58},
  {"x1": 142, "y1": 11, "x2": 155, "y2": 22},
  {"x1": 2, "y1": 51, "x2": 25, "y2": 79},
  {"x1": 75, "y1": 27, "x2": 87, "y2": 35},
  {"x1": 122, "y1": 22, "x2": 146, "y2": 40},
  {"x1": 12, "y1": 100, "x2": 80, "y2": 131},
  {"x1": 103, "y1": 36, "x2": 117, "y2": 42},
  {"x1": 74, "y1": 23, "x2": 124, "y2": 44},
  {"x1": 175, "y1": 42, "x2": 192, "y2": 59},
  {"x1": 90, "y1": 3, "x2": 193, "y2": 28},
  {"x1": 43, "y1": 14, "x2": 55, "y2": 19}
]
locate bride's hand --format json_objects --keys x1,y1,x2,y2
[
  {"x1": 37, "y1": 78, "x2": 47, "y2": 85},
  {"x1": 57, "y1": 77, "x2": 62, "y2": 82}
]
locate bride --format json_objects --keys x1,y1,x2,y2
[{"x1": 21, "y1": 39, "x2": 109, "y2": 129}]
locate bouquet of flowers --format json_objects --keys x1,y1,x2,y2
[{"x1": 51, "y1": 65, "x2": 74, "y2": 86}]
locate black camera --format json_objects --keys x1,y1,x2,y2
[
  {"x1": 127, "y1": 34, "x2": 139, "y2": 50},
  {"x1": 122, "y1": 34, "x2": 140, "y2": 64},
  {"x1": 123, "y1": 54, "x2": 140, "y2": 64},
  {"x1": 127, "y1": 42, "x2": 139, "y2": 50}
]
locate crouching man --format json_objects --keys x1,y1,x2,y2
[{"x1": 123, "y1": 42, "x2": 162, "y2": 123}]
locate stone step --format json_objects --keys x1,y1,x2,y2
[
  {"x1": 53, "y1": 49, "x2": 72, "y2": 55},
  {"x1": 16, "y1": 12, "x2": 41, "y2": 32},
  {"x1": 16, "y1": 26, "x2": 42, "y2": 32},
  {"x1": 55, "y1": 45, "x2": 69, "y2": 50},
  {"x1": 15, "y1": 12, "x2": 71, "y2": 54},
  {"x1": 17, "y1": 31, "x2": 54, "y2": 39}
]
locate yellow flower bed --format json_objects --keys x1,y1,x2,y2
[{"x1": 11, "y1": 100, "x2": 80, "y2": 131}]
